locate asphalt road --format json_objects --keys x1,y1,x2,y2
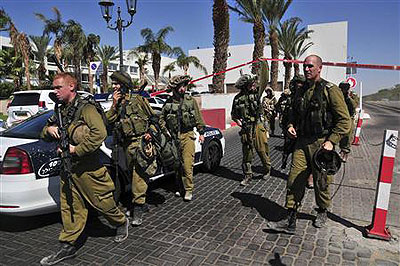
[{"x1": 0, "y1": 103, "x2": 399, "y2": 265}]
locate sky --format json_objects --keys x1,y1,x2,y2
[{"x1": 1, "y1": 0, "x2": 399, "y2": 95}]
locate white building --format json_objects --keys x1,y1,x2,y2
[{"x1": 188, "y1": 21, "x2": 348, "y2": 93}]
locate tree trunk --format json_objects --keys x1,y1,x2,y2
[
  {"x1": 251, "y1": 17, "x2": 265, "y2": 74},
  {"x1": 139, "y1": 66, "x2": 145, "y2": 83},
  {"x1": 22, "y1": 50, "x2": 31, "y2": 90},
  {"x1": 101, "y1": 68, "x2": 108, "y2": 93},
  {"x1": 283, "y1": 56, "x2": 292, "y2": 91},
  {"x1": 54, "y1": 39, "x2": 63, "y2": 73},
  {"x1": 152, "y1": 53, "x2": 161, "y2": 90},
  {"x1": 294, "y1": 63, "x2": 300, "y2": 76},
  {"x1": 212, "y1": 0, "x2": 229, "y2": 94},
  {"x1": 269, "y1": 29, "x2": 279, "y2": 91}
]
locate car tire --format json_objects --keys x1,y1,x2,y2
[{"x1": 201, "y1": 140, "x2": 222, "y2": 173}]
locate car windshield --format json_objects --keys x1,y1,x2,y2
[
  {"x1": 10, "y1": 93, "x2": 40, "y2": 106},
  {"x1": 0, "y1": 110, "x2": 53, "y2": 139}
]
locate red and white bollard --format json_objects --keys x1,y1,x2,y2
[
  {"x1": 352, "y1": 109, "x2": 364, "y2": 145},
  {"x1": 366, "y1": 129, "x2": 398, "y2": 240}
]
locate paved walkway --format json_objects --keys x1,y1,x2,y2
[{"x1": 1, "y1": 106, "x2": 399, "y2": 265}]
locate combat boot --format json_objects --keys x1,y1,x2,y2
[
  {"x1": 40, "y1": 242, "x2": 77, "y2": 266},
  {"x1": 240, "y1": 174, "x2": 252, "y2": 186},
  {"x1": 267, "y1": 208, "x2": 297, "y2": 234},
  {"x1": 262, "y1": 172, "x2": 270, "y2": 180},
  {"x1": 114, "y1": 217, "x2": 129, "y2": 243},
  {"x1": 184, "y1": 191, "x2": 193, "y2": 201},
  {"x1": 314, "y1": 208, "x2": 328, "y2": 228},
  {"x1": 131, "y1": 205, "x2": 144, "y2": 226}
]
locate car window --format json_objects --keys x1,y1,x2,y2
[
  {"x1": 10, "y1": 93, "x2": 40, "y2": 106},
  {"x1": 1, "y1": 110, "x2": 53, "y2": 139},
  {"x1": 148, "y1": 98, "x2": 156, "y2": 104}
]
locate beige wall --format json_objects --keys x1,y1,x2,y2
[{"x1": 0, "y1": 99, "x2": 9, "y2": 115}]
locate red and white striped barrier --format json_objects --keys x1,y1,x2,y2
[
  {"x1": 352, "y1": 109, "x2": 364, "y2": 145},
  {"x1": 366, "y1": 129, "x2": 398, "y2": 240}
]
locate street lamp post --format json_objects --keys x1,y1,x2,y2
[{"x1": 98, "y1": 0, "x2": 137, "y2": 71}]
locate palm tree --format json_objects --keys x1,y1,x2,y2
[
  {"x1": 277, "y1": 17, "x2": 313, "y2": 90},
  {"x1": 167, "y1": 48, "x2": 208, "y2": 75},
  {"x1": 83, "y1": 34, "x2": 100, "y2": 94},
  {"x1": 230, "y1": 0, "x2": 265, "y2": 74},
  {"x1": 35, "y1": 7, "x2": 65, "y2": 71},
  {"x1": 62, "y1": 20, "x2": 86, "y2": 85},
  {"x1": 0, "y1": 9, "x2": 32, "y2": 89},
  {"x1": 0, "y1": 48, "x2": 24, "y2": 88},
  {"x1": 212, "y1": 0, "x2": 230, "y2": 93},
  {"x1": 261, "y1": 0, "x2": 293, "y2": 91},
  {"x1": 30, "y1": 34, "x2": 51, "y2": 84},
  {"x1": 129, "y1": 50, "x2": 150, "y2": 82},
  {"x1": 292, "y1": 35, "x2": 313, "y2": 76},
  {"x1": 137, "y1": 26, "x2": 180, "y2": 89},
  {"x1": 162, "y1": 63, "x2": 175, "y2": 79},
  {"x1": 95, "y1": 45, "x2": 119, "y2": 92}
]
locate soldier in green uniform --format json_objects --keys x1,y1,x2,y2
[
  {"x1": 106, "y1": 71, "x2": 156, "y2": 226},
  {"x1": 338, "y1": 81, "x2": 359, "y2": 162},
  {"x1": 262, "y1": 87, "x2": 277, "y2": 136},
  {"x1": 231, "y1": 75, "x2": 271, "y2": 186},
  {"x1": 40, "y1": 73, "x2": 128, "y2": 266},
  {"x1": 269, "y1": 55, "x2": 351, "y2": 234},
  {"x1": 159, "y1": 75, "x2": 205, "y2": 201}
]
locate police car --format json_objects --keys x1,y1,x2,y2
[{"x1": 0, "y1": 110, "x2": 225, "y2": 216}]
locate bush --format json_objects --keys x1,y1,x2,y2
[{"x1": 0, "y1": 82, "x2": 15, "y2": 98}]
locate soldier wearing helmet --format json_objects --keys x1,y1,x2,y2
[
  {"x1": 338, "y1": 80, "x2": 359, "y2": 162},
  {"x1": 106, "y1": 71, "x2": 156, "y2": 226},
  {"x1": 231, "y1": 74, "x2": 271, "y2": 186},
  {"x1": 159, "y1": 75, "x2": 205, "y2": 201},
  {"x1": 268, "y1": 55, "x2": 351, "y2": 234},
  {"x1": 262, "y1": 87, "x2": 277, "y2": 136}
]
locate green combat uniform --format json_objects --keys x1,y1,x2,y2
[
  {"x1": 262, "y1": 88, "x2": 277, "y2": 135},
  {"x1": 159, "y1": 75, "x2": 205, "y2": 201},
  {"x1": 42, "y1": 95, "x2": 127, "y2": 245},
  {"x1": 231, "y1": 75, "x2": 271, "y2": 186},
  {"x1": 106, "y1": 71, "x2": 156, "y2": 226},
  {"x1": 286, "y1": 79, "x2": 350, "y2": 212},
  {"x1": 339, "y1": 81, "x2": 359, "y2": 156}
]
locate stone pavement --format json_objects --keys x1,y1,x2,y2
[{"x1": 0, "y1": 105, "x2": 399, "y2": 265}]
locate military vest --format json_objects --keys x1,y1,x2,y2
[
  {"x1": 163, "y1": 95, "x2": 197, "y2": 134},
  {"x1": 344, "y1": 96, "x2": 356, "y2": 118},
  {"x1": 232, "y1": 92, "x2": 261, "y2": 124},
  {"x1": 293, "y1": 79, "x2": 334, "y2": 137},
  {"x1": 119, "y1": 95, "x2": 150, "y2": 139}
]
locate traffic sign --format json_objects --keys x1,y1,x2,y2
[{"x1": 346, "y1": 77, "x2": 357, "y2": 88}]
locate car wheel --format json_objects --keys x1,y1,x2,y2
[{"x1": 202, "y1": 140, "x2": 222, "y2": 173}]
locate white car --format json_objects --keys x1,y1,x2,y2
[
  {"x1": 6, "y1": 90, "x2": 92, "y2": 127},
  {"x1": 0, "y1": 110, "x2": 225, "y2": 216}
]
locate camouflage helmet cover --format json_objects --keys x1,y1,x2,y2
[
  {"x1": 110, "y1": 71, "x2": 133, "y2": 89},
  {"x1": 339, "y1": 80, "x2": 351, "y2": 90},
  {"x1": 235, "y1": 74, "x2": 256, "y2": 90},
  {"x1": 168, "y1": 75, "x2": 192, "y2": 90}
]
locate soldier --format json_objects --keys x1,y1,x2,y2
[
  {"x1": 40, "y1": 73, "x2": 128, "y2": 266},
  {"x1": 231, "y1": 74, "x2": 271, "y2": 186},
  {"x1": 338, "y1": 81, "x2": 359, "y2": 162},
  {"x1": 106, "y1": 71, "x2": 156, "y2": 226},
  {"x1": 262, "y1": 87, "x2": 277, "y2": 136},
  {"x1": 268, "y1": 55, "x2": 351, "y2": 234},
  {"x1": 159, "y1": 75, "x2": 205, "y2": 201}
]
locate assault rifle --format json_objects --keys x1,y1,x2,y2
[{"x1": 49, "y1": 93, "x2": 74, "y2": 216}]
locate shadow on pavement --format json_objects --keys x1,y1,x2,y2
[
  {"x1": 328, "y1": 212, "x2": 366, "y2": 236},
  {"x1": 0, "y1": 213, "x2": 61, "y2": 232},
  {"x1": 212, "y1": 165, "x2": 243, "y2": 181},
  {"x1": 252, "y1": 166, "x2": 288, "y2": 181},
  {"x1": 269, "y1": 253, "x2": 285, "y2": 266},
  {"x1": 231, "y1": 192, "x2": 286, "y2": 222}
]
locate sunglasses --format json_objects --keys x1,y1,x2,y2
[{"x1": 303, "y1": 64, "x2": 314, "y2": 68}]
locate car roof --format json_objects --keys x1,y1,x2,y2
[{"x1": 12, "y1": 90, "x2": 53, "y2": 95}]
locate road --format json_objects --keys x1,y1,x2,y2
[{"x1": 0, "y1": 102, "x2": 399, "y2": 266}]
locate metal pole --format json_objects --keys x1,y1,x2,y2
[
  {"x1": 360, "y1": 81, "x2": 363, "y2": 111},
  {"x1": 117, "y1": 7, "x2": 123, "y2": 70}
]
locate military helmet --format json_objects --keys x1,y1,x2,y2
[
  {"x1": 110, "y1": 71, "x2": 133, "y2": 89},
  {"x1": 235, "y1": 74, "x2": 255, "y2": 90},
  {"x1": 168, "y1": 75, "x2": 192, "y2": 90},
  {"x1": 70, "y1": 122, "x2": 90, "y2": 145},
  {"x1": 313, "y1": 148, "x2": 342, "y2": 175},
  {"x1": 339, "y1": 81, "x2": 351, "y2": 91},
  {"x1": 292, "y1": 74, "x2": 306, "y2": 83}
]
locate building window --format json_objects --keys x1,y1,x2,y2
[
  {"x1": 110, "y1": 63, "x2": 118, "y2": 71},
  {"x1": 130, "y1": 66, "x2": 138, "y2": 74},
  {"x1": 82, "y1": 74, "x2": 89, "y2": 82}
]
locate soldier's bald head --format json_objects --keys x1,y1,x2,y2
[{"x1": 305, "y1": 55, "x2": 322, "y2": 67}]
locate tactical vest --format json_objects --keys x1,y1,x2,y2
[
  {"x1": 294, "y1": 80, "x2": 334, "y2": 137},
  {"x1": 163, "y1": 95, "x2": 197, "y2": 134},
  {"x1": 233, "y1": 92, "x2": 260, "y2": 124},
  {"x1": 119, "y1": 95, "x2": 150, "y2": 139},
  {"x1": 344, "y1": 97, "x2": 356, "y2": 117}
]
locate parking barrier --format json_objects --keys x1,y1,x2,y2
[
  {"x1": 365, "y1": 129, "x2": 398, "y2": 241},
  {"x1": 352, "y1": 109, "x2": 364, "y2": 145}
]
